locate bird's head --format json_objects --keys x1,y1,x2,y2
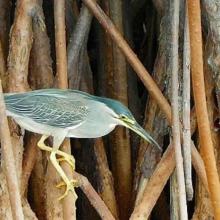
[{"x1": 98, "y1": 97, "x2": 162, "y2": 151}]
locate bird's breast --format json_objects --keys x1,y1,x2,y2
[{"x1": 67, "y1": 122, "x2": 116, "y2": 138}]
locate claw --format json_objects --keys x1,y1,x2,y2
[
  {"x1": 57, "y1": 179, "x2": 79, "y2": 200},
  {"x1": 57, "y1": 155, "x2": 75, "y2": 170},
  {"x1": 56, "y1": 179, "x2": 79, "y2": 188}
]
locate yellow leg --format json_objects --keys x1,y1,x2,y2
[
  {"x1": 37, "y1": 135, "x2": 75, "y2": 170},
  {"x1": 50, "y1": 151, "x2": 78, "y2": 200},
  {"x1": 38, "y1": 135, "x2": 78, "y2": 200}
]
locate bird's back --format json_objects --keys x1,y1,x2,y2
[{"x1": 4, "y1": 89, "x2": 89, "y2": 129}]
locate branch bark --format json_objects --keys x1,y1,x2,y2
[
  {"x1": 94, "y1": 138, "x2": 119, "y2": 219},
  {"x1": 201, "y1": 0, "x2": 220, "y2": 114},
  {"x1": 54, "y1": 0, "x2": 76, "y2": 219},
  {"x1": 170, "y1": 0, "x2": 188, "y2": 218},
  {"x1": 182, "y1": 3, "x2": 193, "y2": 201},
  {"x1": 22, "y1": 0, "x2": 53, "y2": 197},
  {"x1": 3, "y1": 0, "x2": 40, "y2": 218},
  {"x1": 73, "y1": 171, "x2": 115, "y2": 220},
  {"x1": 107, "y1": 1, "x2": 131, "y2": 219},
  {"x1": 0, "y1": 81, "x2": 24, "y2": 220},
  {"x1": 192, "y1": 39, "x2": 217, "y2": 220},
  {"x1": 130, "y1": 144, "x2": 175, "y2": 219},
  {"x1": 82, "y1": 0, "x2": 172, "y2": 123},
  {"x1": 67, "y1": 4, "x2": 93, "y2": 90},
  {"x1": 82, "y1": 0, "x2": 208, "y2": 214},
  {"x1": 188, "y1": 1, "x2": 220, "y2": 219}
]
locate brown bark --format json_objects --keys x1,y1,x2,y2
[
  {"x1": 182, "y1": 4, "x2": 193, "y2": 201},
  {"x1": 67, "y1": 4, "x2": 93, "y2": 90},
  {"x1": 29, "y1": 0, "x2": 53, "y2": 89},
  {"x1": 31, "y1": 151, "x2": 47, "y2": 220},
  {"x1": 0, "y1": 0, "x2": 11, "y2": 59},
  {"x1": 94, "y1": 138, "x2": 119, "y2": 219},
  {"x1": 67, "y1": 3, "x2": 117, "y2": 218},
  {"x1": 23, "y1": 0, "x2": 53, "y2": 195},
  {"x1": 0, "y1": 0, "x2": 10, "y2": 90},
  {"x1": 0, "y1": 40, "x2": 7, "y2": 91},
  {"x1": 201, "y1": 0, "x2": 220, "y2": 112},
  {"x1": 82, "y1": 0, "x2": 208, "y2": 216},
  {"x1": 54, "y1": 0, "x2": 76, "y2": 219},
  {"x1": 0, "y1": 81, "x2": 24, "y2": 220},
  {"x1": 25, "y1": 1, "x2": 54, "y2": 218},
  {"x1": 170, "y1": 0, "x2": 188, "y2": 218},
  {"x1": 82, "y1": 0, "x2": 172, "y2": 124},
  {"x1": 107, "y1": 1, "x2": 131, "y2": 219},
  {"x1": 130, "y1": 141, "x2": 208, "y2": 219},
  {"x1": 73, "y1": 171, "x2": 116, "y2": 220},
  {"x1": 130, "y1": 144, "x2": 175, "y2": 220},
  {"x1": 133, "y1": 2, "x2": 167, "y2": 209},
  {"x1": 7, "y1": 1, "x2": 33, "y2": 186},
  {"x1": 21, "y1": 133, "x2": 39, "y2": 196},
  {"x1": 1, "y1": 1, "x2": 219, "y2": 218},
  {"x1": 188, "y1": 1, "x2": 220, "y2": 219},
  {"x1": 2, "y1": 0, "x2": 40, "y2": 219},
  {"x1": 192, "y1": 44, "x2": 216, "y2": 220}
]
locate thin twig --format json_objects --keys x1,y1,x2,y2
[
  {"x1": 29, "y1": 0, "x2": 53, "y2": 89},
  {"x1": 191, "y1": 43, "x2": 219, "y2": 219},
  {"x1": 0, "y1": 80, "x2": 24, "y2": 220},
  {"x1": 0, "y1": 40, "x2": 7, "y2": 90},
  {"x1": 67, "y1": 4, "x2": 94, "y2": 89},
  {"x1": 170, "y1": 0, "x2": 188, "y2": 218},
  {"x1": 54, "y1": 0, "x2": 77, "y2": 219},
  {"x1": 188, "y1": 1, "x2": 220, "y2": 219},
  {"x1": 182, "y1": 2, "x2": 193, "y2": 201},
  {"x1": 73, "y1": 171, "x2": 116, "y2": 220},
  {"x1": 94, "y1": 138, "x2": 119, "y2": 219},
  {"x1": 107, "y1": 1, "x2": 131, "y2": 219},
  {"x1": 130, "y1": 144, "x2": 175, "y2": 219},
  {"x1": 54, "y1": 0, "x2": 68, "y2": 89},
  {"x1": 21, "y1": 134, "x2": 39, "y2": 196}
]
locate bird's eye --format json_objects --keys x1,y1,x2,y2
[{"x1": 120, "y1": 114, "x2": 127, "y2": 119}]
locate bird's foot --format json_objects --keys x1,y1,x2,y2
[
  {"x1": 56, "y1": 179, "x2": 79, "y2": 200},
  {"x1": 57, "y1": 154, "x2": 75, "y2": 170}
]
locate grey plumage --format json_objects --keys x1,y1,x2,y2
[
  {"x1": 4, "y1": 88, "x2": 161, "y2": 199},
  {"x1": 4, "y1": 89, "x2": 160, "y2": 149}
]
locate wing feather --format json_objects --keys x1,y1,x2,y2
[{"x1": 4, "y1": 92, "x2": 88, "y2": 128}]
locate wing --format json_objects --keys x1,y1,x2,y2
[{"x1": 4, "y1": 92, "x2": 88, "y2": 128}]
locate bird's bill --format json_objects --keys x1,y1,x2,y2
[{"x1": 124, "y1": 121, "x2": 162, "y2": 151}]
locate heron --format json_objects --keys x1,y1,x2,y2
[{"x1": 4, "y1": 89, "x2": 160, "y2": 199}]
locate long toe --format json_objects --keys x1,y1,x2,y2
[
  {"x1": 57, "y1": 179, "x2": 78, "y2": 200},
  {"x1": 56, "y1": 179, "x2": 79, "y2": 189},
  {"x1": 57, "y1": 155, "x2": 75, "y2": 170}
]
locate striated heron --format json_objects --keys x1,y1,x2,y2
[{"x1": 4, "y1": 89, "x2": 160, "y2": 199}]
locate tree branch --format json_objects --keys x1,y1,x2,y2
[
  {"x1": 54, "y1": 0, "x2": 76, "y2": 219},
  {"x1": 73, "y1": 171, "x2": 116, "y2": 220},
  {"x1": 82, "y1": 0, "x2": 207, "y2": 207},
  {"x1": 130, "y1": 144, "x2": 175, "y2": 219},
  {"x1": 182, "y1": 2, "x2": 193, "y2": 201},
  {"x1": 170, "y1": 0, "x2": 188, "y2": 218},
  {"x1": 82, "y1": 0, "x2": 172, "y2": 123},
  {"x1": 188, "y1": 1, "x2": 220, "y2": 218},
  {"x1": 0, "y1": 81, "x2": 24, "y2": 220}
]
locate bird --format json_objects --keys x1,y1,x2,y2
[{"x1": 4, "y1": 88, "x2": 161, "y2": 199}]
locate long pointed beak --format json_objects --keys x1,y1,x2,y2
[{"x1": 125, "y1": 122, "x2": 162, "y2": 151}]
